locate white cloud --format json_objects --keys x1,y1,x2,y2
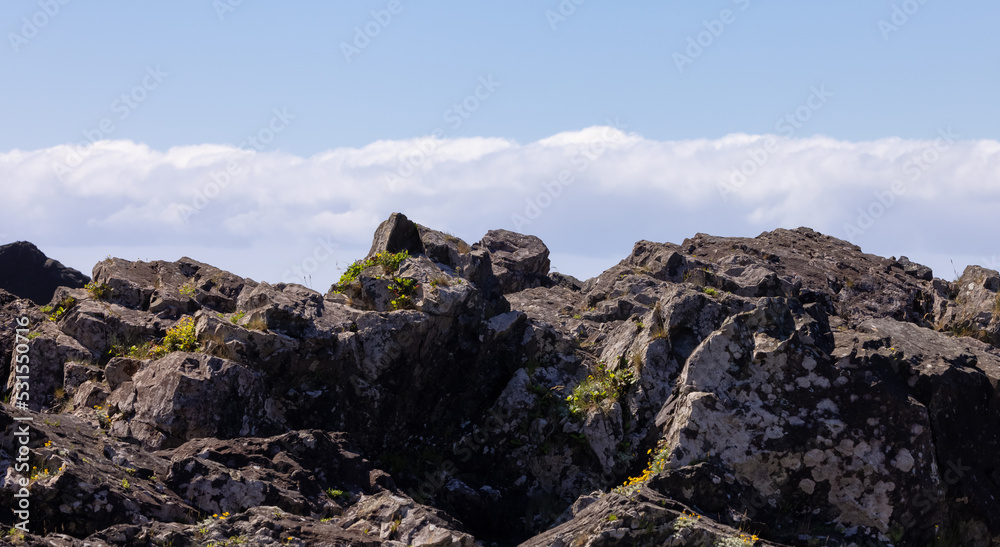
[{"x1": 1, "y1": 128, "x2": 997, "y2": 290}]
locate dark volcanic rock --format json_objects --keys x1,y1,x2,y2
[
  {"x1": 0, "y1": 241, "x2": 89, "y2": 304},
  {"x1": 367, "y1": 212, "x2": 425, "y2": 258},
  {"x1": 478, "y1": 229, "x2": 552, "y2": 294},
  {"x1": 2, "y1": 216, "x2": 1000, "y2": 547}
]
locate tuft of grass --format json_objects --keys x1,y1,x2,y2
[
  {"x1": 429, "y1": 276, "x2": 453, "y2": 288},
  {"x1": 201, "y1": 332, "x2": 238, "y2": 360},
  {"x1": 230, "y1": 311, "x2": 246, "y2": 324},
  {"x1": 246, "y1": 315, "x2": 268, "y2": 331},
  {"x1": 333, "y1": 250, "x2": 410, "y2": 292}
]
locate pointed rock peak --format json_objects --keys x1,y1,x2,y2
[{"x1": 366, "y1": 212, "x2": 425, "y2": 259}]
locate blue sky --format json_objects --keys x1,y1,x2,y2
[{"x1": 1, "y1": 1, "x2": 998, "y2": 287}]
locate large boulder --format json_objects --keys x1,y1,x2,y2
[
  {"x1": 478, "y1": 229, "x2": 551, "y2": 293},
  {"x1": 105, "y1": 352, "x2": 277, "y2": 449},
  {"x1": 0, "y1": 241, "x2": 89, "y2": 304}
]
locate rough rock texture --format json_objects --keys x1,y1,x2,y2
[
  {"x1": 2, "y1": 216, "x2": 1000, "y2": 547},
  {"x1": 368, "y1": 212, "x2": 426, "y2": 259},
  {"x1": 479, "y1": 229, "x2": 552, "y2": 294},
  {"x1": 0, "y1": 241, "x2": 89, "y2": 304}
]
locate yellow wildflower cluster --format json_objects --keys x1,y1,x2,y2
[
  {"x1": 672, "y1": 509, "x2": 702, "y2": 530},
  {"x1": 29, "y1": 466, "x2": 51, "y2": 482},
  {"x1": 716, "y1": 532, "x2": 759, "y2": 546},
  {"x1": 613, "y1": 439, "x2": 670, "y2": 495},
  {"x1": 211, "y1": 512, "x2": 231, "y2": 520}
]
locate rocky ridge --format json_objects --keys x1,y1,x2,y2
[{"x1": 0, "y1": 213, "x2": 998, "y2": 546}]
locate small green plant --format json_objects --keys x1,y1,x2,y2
[
  {"x1": 121, "y1": 478, "x2": 130, "y2": 489},
  {"x1": 40, "y1": 305, "x2": 53, "y2": 313},
  {"x1": 26, "y1": 331, "x2": 41, "y2": 340},
  {"x1": 702, "y1": 287, "x2": 718, "y2": 297},
  {"x1": 614, "y1": 439, "x2": 671, "y2": 495},
  {"x1": 333, "y1": 250, "x2": 410, "y2": 292},
  {"x1": 326, "y1": 488, "x2": 350, "y2": 500},
  {"x1": 388, "y1": 277, "x2": 419, "y2": 310},
  {"x1": 320, "y1": 517, "x2": 332, "y2": 523},
  {"x1": 179, "y1": 283, "x2": 196, "y2": 297},
  {"x1": 566, "y1": 358, "x2": 636, "y2": 416},
  {"x1": 85, "y1": 281, "x2": 112, "y2": 300},
  {"x1": 46, "y1": 296, "x2": 77, "y2": 322},
  {"x1": 607, "y1": 514, "x2": 619, "y2": 522},
  {"x1": 5, "y1": 527, "x2": 25, "y2": 543},
  {"x1": 151, "y1": 316, "x2": 199, "y2": 357},
  {"x1": 230, "y1": 311, "x2": 246, "y2": 324}
]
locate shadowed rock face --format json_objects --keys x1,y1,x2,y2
[
  {"x1": 1, "y1": 215, "x2": 999, "y2": 547},
  {"x1": 0, "y1": 241, "x2": 89, "y2": 304}
]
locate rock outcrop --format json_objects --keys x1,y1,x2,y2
[
  {"x1": 1, "y1": 215, "x2": 999, "y2": 547},
  {"x1": 0, "y1": 241, "x2": 89, "y2": 304}
]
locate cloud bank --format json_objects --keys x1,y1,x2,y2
[{"x1": 2, "y1": 127, "x2": 998, "y2": 290}]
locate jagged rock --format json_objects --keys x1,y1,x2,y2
[
  {"x1": 63, "y1": 360, "x2": 102, "y2": 392},
  {"x1": 5, "y1": 320, "x2": 93, "y2": 410},
  {"x1": 104, "y1": 357, "x2": 145, "y2": 391},
  {"x1": 520, "y1": 488, "x2": 790, "y2": 546},
  {"x1": 54, "y1": 286, "x2": 167, "y2": 357},
  {"x1": 0, "y1": 407, "x2": 198, "y2": 539},
  {"x1": 163, "y1": 430, "x2": 375, "y2": 517},
  {"x1": 0, "y1": 241, "x2": 89, "y2": 304},
  {"x1": 479, "y1": 229, "x2": 552, "y2": 293},
  {"x1": 937, "y1": 265, "x2": 1000, "y2": 344},
  {"x1": 105, "y1": 352, "x2": 277, "y2": 449},
  {"x1": 368, "y1": 212, "x2": 426, "y2": 258},
  {"x1": 92, "y1": 256, "x2": 252, "y2": 315},
  {"x1": 4, "y1": 218, "x2": 1000, "y2": 547}
]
